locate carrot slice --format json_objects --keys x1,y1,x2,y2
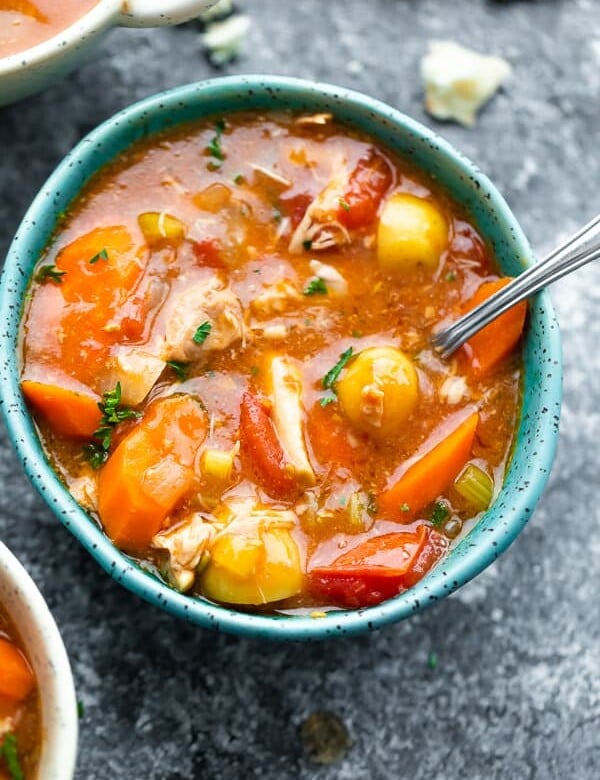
[
  {"x1": 0, "y1": 638, "x2": 35, "y2": 703},
  {"x1": 306, "y1": 402, "x2": 363, "y2": 468},
  {"x1": 21, "y1": 378, "x2": 102, "y2": 438},
  {"x1": 97, "y1": 395, "x2": 207, "y2": 553},
  {"x1": 462, "y1": 278, "x2": 527, "y2": 376},
  {"x1": 379, "y1": 409, "x2": 479, "y2": 521}
]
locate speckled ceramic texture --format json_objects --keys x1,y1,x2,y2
[
  {"x1": 0, "y1": 542, "x2": 78, "y2": 778},
  {"x1": 0, "y1": 76, "x2": 562, "y2": 640},
  {"x1": 0, "y1": 0, "x2": 216, "y2": 106}
]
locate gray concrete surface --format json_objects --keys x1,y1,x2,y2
[{"x1": 1, "y1": 1, "x2": 599, "y2": 778}]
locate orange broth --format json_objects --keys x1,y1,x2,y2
[
  {"x1": 20, "y1": 111, "x2": 523, "y2": 611},
  {"x1": 0, "y1": 0, "x2": 98, "y2": 58},
  {"x1": 0, "y1": 606, "x2": 41, "y2": 780}
]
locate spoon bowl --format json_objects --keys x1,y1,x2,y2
[{"x1": 432, "y1": 213, "x2": 600, "y2": 358}]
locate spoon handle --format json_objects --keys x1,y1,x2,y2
[{"x1": 431, "y1": 213, "x2": 600, "y2": 358}]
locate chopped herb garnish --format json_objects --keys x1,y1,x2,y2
[
  {"x1": 322, "y1": 347, "x2": 354, "y2": 390},
  {"x1": 427, "y1": 651, "x2": 438, "y2": 670},
  {"x1": 233, "y1": 173, "x2": 245, "y2": 185},
  {"x1": 338, "y1": 197, "x2": 350, "y2": 212},
  {"x1": 339, "y1": 496, "x2": 346, "y2": 507},
  {"x1": 77, "y1": 700, "x2": 85, "y2": 719},
  {"x1": 304, "y1": 277, "x2": 328, "y2": 296},
  {"x1": 250, "y1": 365, "x2": 260, "y2": 377},
  {"x1": 302, "y1": 239, "x2": 313, "y2": 251},
  {"x1": 272, "y1": 208, "x2": 282, "y2": 223},
  {"x1": 166, "y1": 360, "x2": 188, "y2": 381},
  {"x1": 0, "y1": 733, "x2": 24, "y2": 780},
  {"x1": 82, "y1": 382, "x2": 140, "y2": 469},
  {"x1": 206, "y1": 119, "x2": 226, "y2": 162},
  {"x1": 193, "y1": 321, "x2": 212, "y2": 345},
  {"x1": 35, "y1": 264, "x2": 65, "y2": 285},
  {"x1": 431, "y1": 500, "x2": 450, "y2": 527},
  {"x1": 366, "y1": 491, "x2": 378, "y2": 516},
  {"x1": 252, "y1": 268, "x2": 262, "y2": 274},
  {"x1": 400, "y1": 503, "x2": 410, "y2": 513},
  {"x1": 89, "y1": 248, "x2": 108, "y2": 265},
  {"x1": 445, "y1": 271, "x2": 457, "y2": 282},
  {"x1": 319, "y1": 394, "x2": 336, "y2": 407}
]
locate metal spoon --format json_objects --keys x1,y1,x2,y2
[{"x1": 431, "y1": 213, "x2": 600, "y2": 359}]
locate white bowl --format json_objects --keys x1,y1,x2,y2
[
  {"x1": 0, "y1": 542, "x2": 77, "y2": 779},
  {"x1": 0, "y1": 0, "x2": 216, "y2": 106}
]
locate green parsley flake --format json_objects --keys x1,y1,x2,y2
[
  {"x1": 322, "y1": 347, "x2": 354, "y2": 390},
  {"x1": 250, "y1": 365, "x2": 260, "y2": 376},
  {"x1": 77, "y1": 700, "x2": 85, "y2": 719},
  {"x1": 302, "y1": 239, "x2": 313, "y2": 251},
  {"x1": 400, "y1": 503, "x2": 410, "y2": 513},
  {"x1": 82, "y1": 382, "x2": 141, "y2": 469},
  {"x1": 431, "y1": 500, "x2": 450, "y2": 527},
  {"x1": 319, "y1": 394, "x2": 336, "y2": 408},
  {"x1": 304, "y1": 277, "x2": 328, "y2": 296},
  {"x1": 445, "y1": 271, "x2": 457, "y2": 282},
  {"x1": 166, "y1": 360, "x2": 188, "y2": 381},
  {"x1": 35, "y1": 264, "x2": 65, "y2": 285},
  {"x1": 89, "y1": 248, "x2": 109, "y2": 265},
  {"x1": 338, "y1": 197, "x2": 350, "y2": 212},
  {"x1": 233, "y1": 173, "x2": 245, "y2": 185},
  {"x1": 0, "y1": 733, "x2": 24, "y2": 780},
  {"x1": 427, "y1": 651, "x2": 438, "y2": 670},
  {"x1": 206, "y1": 119, "x2": 226, "y2": 162},
  {"x1": 193, "y1": 321, "x2": 212, "y2": 345}
]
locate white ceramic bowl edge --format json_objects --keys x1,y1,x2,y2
[
  {"x1": 0, "y1": 0, "x2": 216, "y2": 106},
  {"x1": 0, "y1": 542, "x2": 77, "y2": 779}
]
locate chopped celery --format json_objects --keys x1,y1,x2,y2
[{"x1": 454, "y1": 463, "x2": 493, "y2": 512}]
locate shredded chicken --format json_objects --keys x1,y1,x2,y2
[
  {"x1": 360, "y1": 383, "x2": 385, "y2": 429},
  {"x1": 439, "y1": 375, "x2": 469, "y2": 405},
  {"x1": 152, "y1": 514, "x2": 217, "y2": 592},
  {"x1": 69, "y1": 472, "x2": 99, "y2": 513},
  {"x1": 295, "y1": 113, "x2": 333, "y2": 126},
  {"x1": 308, "y1": 259, "x2": 348, "y2": 295},
  {"x1": 288, "y1": 176, "x2": 351, "y2": 253},
  {"x1": 267, "y1": 355, "x2": 316, "y2": 487},
  {"x1": 249, "y1": 164, "x2": 292, "y2": 190},
  {"x1": 250, "y1": 279, "x2": 301, "y2": 317},
  {"x1": 216, "y1": 498, "x2": 297, "y2": 535},
  {"x1": 104, "y1": 347, "x2": 166, "y2": 406},
  {"x1": 0, "y1": 717, "x2": 14, "y2": 740},
  {"x1": 161, "y1": 277, "x2": 245, "y2": 362}
]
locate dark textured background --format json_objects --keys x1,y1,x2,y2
[{"x1": 1, "y1": 1, "x2": 599, "y2": 778}]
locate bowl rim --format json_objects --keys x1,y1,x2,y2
[
  {"x1": 0, "y1": 75, "x2": 562, "y2": 640},
  {"x1": 0, "y1": 542, "x2": 78, "y2": 778},
  {"x1": 0, "y1": 0, "x2": 117, "y2": 75}
]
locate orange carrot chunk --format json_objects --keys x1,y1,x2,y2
[
  {"x1": 379, "y1": 409, "x2": 479, "y2": 521},
  {"x1": 21, "y1": 379, "x2": 102, "y2": 439},
  {"x1": 462, "y1": 278, "x2": 527, "y2": 377},
  {"x1": 97, "y1": 395, "x2": 207, "y2": 554},
  {"x1": 0, "y1": 638, "x2": 35, "y2": 702}
]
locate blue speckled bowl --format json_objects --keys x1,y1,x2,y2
[{"x1": 0, "y1": 77, "x2": 562, "y2": 640}]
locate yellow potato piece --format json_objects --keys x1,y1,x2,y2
[
  {"x1": 138, "y1": 211, "x2": 187, "y2": 247},
  {"x1": 200, "y1": 525, "x2": 303, "y2": 605},
  {"x1": 337, "y1": 346, "x2": 419, "y2": 440},
  {"x1": 377, "y1": 193, "x2": 448, "y2": 273}
]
